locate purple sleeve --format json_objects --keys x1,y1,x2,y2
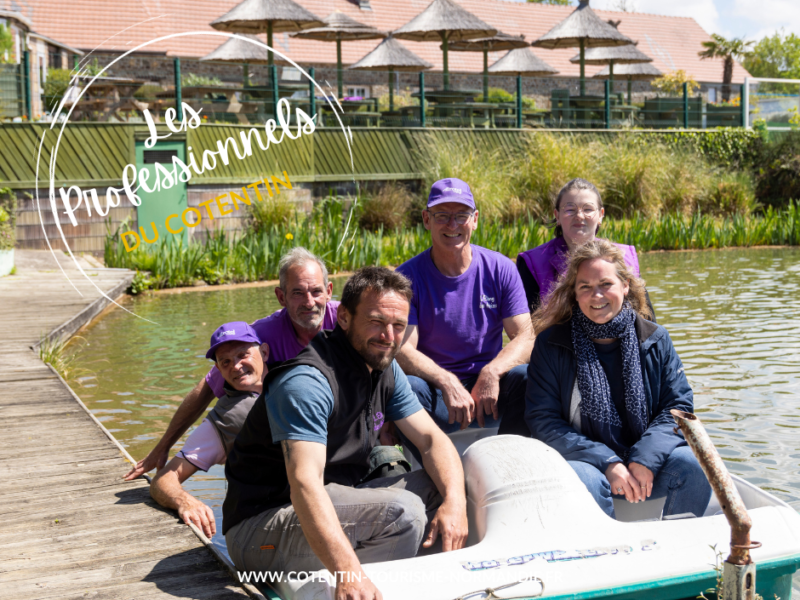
[
  {"x1": 500, "y1": 257, "x2": 530, "y2": 320},
  {"x1": 396, "y1": 263, "x2": 419, "y2": 326},
  {"x1": 205, "y1": 367, "x2": 225, "y2": 399}
]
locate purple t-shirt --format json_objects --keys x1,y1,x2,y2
[
  {"x1": 396, "y1": 245, "x2": 528, "y2": 378},
  {"x1": 205, "y1": 301, "x2": 340, "y2": 398}
]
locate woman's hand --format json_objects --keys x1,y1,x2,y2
[
  {"x1": 605, "y1": 462, "x2": 645, "y2": 503},
  {"x1": 628, "y1": 462, "x2": 654, "y2": 499}
]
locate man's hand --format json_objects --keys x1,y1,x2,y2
[
  {"x1": 124, "y1": 446, "x2": 168, "y2": 481},
  {"x1": 441, "y1": 374, "x2": 475, "y2": 430},
  {"x1": 335, "y1": 570, "x2": 382, "y2": 600},
  {"x1": 605, "y1": 462, "x2": 645, "y2": 503},
  {"x1": 177, "y1": 493, "x2": 217, "y2": 538},
  {"x1": 470, "y1": 366, "x2": 501, "y2": 428},
  {"x1": 422, "y1": 499, "x2": 468, "y2": 552},
  {"x1": 628, "y1": 462, "x2": 654, "y2": 500}
]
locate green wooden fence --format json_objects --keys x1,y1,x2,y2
[{"x1": 0, "y1": 123, "x2": 743, "y2": 190}]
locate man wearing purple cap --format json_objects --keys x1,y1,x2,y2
[
  {"x1": 395, "y1": 178, "x2": 534, "y2": 440},
  {"x1": 124, "y1": 247, "x2": 339, "y2": 482},
  {"x1": 149, "y1": 322, "x2": 268, "y2": 538}
]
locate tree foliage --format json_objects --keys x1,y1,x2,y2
[
  {"x1": 0, "y1": 24, "x2": 14, "y2": 64},
  {"x1": 743, "y1": 31, "x2": 800, "y2": 80},
  {"x1": 651, "y1": 70, "x2": 700, "y2": 96}
]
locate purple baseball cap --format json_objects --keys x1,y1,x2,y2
[
  {"x1": 427, "y1": 178, "x2": 476, "y2": 211},
  {"x1": 206, "y1": 321, "x2": 261, "y2": 360}
]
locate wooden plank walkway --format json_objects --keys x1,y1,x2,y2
[{"x1": 0, "y1": 251, "x2": 255, "y2": 600}]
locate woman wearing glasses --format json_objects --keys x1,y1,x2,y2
[{"x1": 516, "y1": 178, "x2": 645, "y2": 314}]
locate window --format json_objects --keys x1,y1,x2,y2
[{"x1": 346, "y1": 86, "x2": 369, "y2": 98}]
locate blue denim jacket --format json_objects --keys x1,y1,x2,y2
[{"x1": 525, "y1": 315, "x2": 692, "y2": 476}]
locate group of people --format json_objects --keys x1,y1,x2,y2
[{"x1": 124, "y1": 177, "x2": 712, "y2": 600}]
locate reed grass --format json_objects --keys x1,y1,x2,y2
[
  {"x1": 415, "y1": 133, "x2": 759, "y2": 222},
  {"x1": 37, "y1": 334, "x2": 87, "y2": 380},
  {"x1": 105, "y1": 202, "x2": 800, "y2": 292}
]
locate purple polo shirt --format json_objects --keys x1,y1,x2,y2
[
  {"x1": 396, "y1": 245, "x2": 528, "y2": 378},
  {"x1": 205, "y1": 301, "x2": 340, "y2": 398}
]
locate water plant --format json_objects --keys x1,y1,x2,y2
[
  {"x1": 37, "y1": 334, "x2": 86, "y2": 380},
  {"x1": 105, "y1": 202, "x2": 800, "y2": 291}
]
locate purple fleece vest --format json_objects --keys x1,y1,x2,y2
[{"x1": 517, "y1": 237, "x2": 641, "y2": 302}]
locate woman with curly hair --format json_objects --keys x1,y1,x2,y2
[{"x1": 525, "y1": 239, "x2": 710, "y2": 519}]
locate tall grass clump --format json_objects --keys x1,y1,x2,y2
[
  {"x1": 356, "y1": 183, "x2": 418, "y2": 231},
  {"x1": 416, "y1": 135, "x2": 524, "y2": 222},
  {"x1": 246, "y1": 194, "x2": 296, "y2": 234},
  {"x1": 38, "y1": 334, "x2": 86, "y2": 380}
]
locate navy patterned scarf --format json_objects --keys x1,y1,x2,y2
[{"x1": 572, "y1": 303, "x2": 648, "y2": 460}]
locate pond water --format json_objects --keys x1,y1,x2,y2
[{"x1": 68, "y1": 247, "x2": 800, "y2": 557}]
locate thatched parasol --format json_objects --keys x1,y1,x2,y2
[
  {"x1": 532, "y1": 0, "x2": 632, "y2": 96},
  {"x1": 570, "y1": 43, "x2": 651, "y2": 86},
  {"x1": 292, "y1": 11, "x2": 387, "y2": 98},
  {"x1": 200, "y1": 34, "x2": 278, "y2": 86},
  {"x1": 393, "y1": 0, "x2": 497, "y2": 90},
  {"x1": 349, "y1": 36, "x2": 432, "y2": 111},
  {"x1": 488, "y1": 47, "x2": 559, "y2": 77},
  {"x1": 448, "y1": 32, "x2": 528, "y2": 99},
  {"x1": 210, "y1": 0, "x2": 324, "y2": 73},
  {"x1": 594, "y1": 62, "x2": 662, "y2": 103}
]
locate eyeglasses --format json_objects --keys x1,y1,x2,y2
[
  {"x1": 559, "y1": 205, "x2": 598, "y2": 218},
  {"x1": 429, "y1": 211, "x2": 474, "y2": 225}
]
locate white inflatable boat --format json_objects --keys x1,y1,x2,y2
[{"x1": 264, "y1": 431, "x2": 800, "y2": 600}]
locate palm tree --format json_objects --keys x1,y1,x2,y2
[{"x1": 698, "y1": 34, "x2": 753, "y2": 102}]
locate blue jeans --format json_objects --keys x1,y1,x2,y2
[
  {"x1": 569, "y1": 446, "x2": 712, "y2": 519},
  {"x1": 401, "y1": 365, "x2": 530, "y2": 461}
]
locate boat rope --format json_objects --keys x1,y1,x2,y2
[{"x1": 451, "y1": 576, "x2": 545, "y2": 600}]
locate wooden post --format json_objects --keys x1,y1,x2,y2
[
  {"x1": 271, "y1": 64, "x2": 279, "y2": 122},
  {"x1": 336, "y1": 34, "x2": 343, "y2": 99},
  {"x1": 419, "y1": 71, "x2": 426, "y2": 128},
  {"x1": 441, "y1": 33, "x2": 449, "y2": 91},
  {"x1": 173, "y1": 57, "x2": 182, "y2": 121},
  {"x1": 683, "y1": 81, "x2": 689, "y2": 128},
  {"x1": 309, "y1": 67, "x2": 316, "y2": 125},
  {"x1": 389, "y1": 68, "x2": 394, "y2": 112},
  {"x1": 483, "y1": 42, "x2": 489, "y2": 101},
  {"x1": 604, "y1": 79, "x2": 610, "y2": 129},
  {"x1": 627, "y1": 77, "x2": 632, "y2": 105},
  {"x1": 516, "y1": 74, "x2": 523, "y2": 129}
]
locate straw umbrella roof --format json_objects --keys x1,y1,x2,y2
[
  {"x1": 488, "y1": 47, "x2": 559, "y2": 76},
  {"x1": 393, "y1": 0, "x2": 497, "y2": 42},
  {"x1": 291, "y1": 11, "x2": 387, "y2": 41},
  {"x1": 348, "y1": 36, "x2": 432, "y2": 72},
  {"x1": 210, "y1": 0, "x2": 324, "y2": 34},
  {"x1": 200, "y1": 34, "x2": 273, "y2": 64},
  {"x1": 570, "y1": 43, "x2": 652, "y2": 65},
  {"x1": 593, "y1": 62, "x2": 662, "y2": 80},
  {"x1": 532, "y1": 0, "x2": 633, "y2": 49},
  {"x1": 448, "y1": 32, "x2": 528, "y2": 52}
]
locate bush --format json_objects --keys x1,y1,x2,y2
[
  {"x1": 43, "y1": 68, "x2": 73, "y2": 112},
  {"x1": 650, "y1": 128, "x2": 763, "y2": 170},
  {"x1": 753, "y1": 130, "x2": 800, "y2": 208},
  {"x1": 182, "y1": 73, "x2": 223, "y2": 87},
  {"x1": 246, "y1": 195, "x2": 296, "y2": 234},
  {"x1": 357, "y1": 183, "x2": 416, "y2": 231},
  {"x1": 0, "y1": 187, "x2": 16, "y2": 251},
  {"x1": 476, "y1": 87, "x2": 536, "y2": 109}
]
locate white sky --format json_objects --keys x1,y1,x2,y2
[{"x1": 587, "y1": 0, "x2": 800, "y2": 41}]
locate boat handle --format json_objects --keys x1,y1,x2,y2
[{"x1": 452, "y1": 576, "x2": 545, "y2": 600}]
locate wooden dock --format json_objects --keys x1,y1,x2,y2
[{"x1": 0, "y1": 251, "x2": 254, "y2": 600}]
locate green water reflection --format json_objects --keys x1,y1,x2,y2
[{"x1": 69, "y1": 247, "x2": 800, "y2": 554}]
